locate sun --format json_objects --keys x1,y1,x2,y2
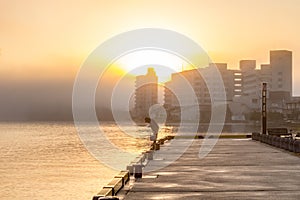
[{"x1": 112, "y1": 49, "x2": 192, "y2": 83}]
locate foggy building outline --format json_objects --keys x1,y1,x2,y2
[
  {"x1": 163, "y1": 50, "x2": 296, "y2": 122},
  {"x1": 134, "y1": 68, "x2": 158, "y2": 119}
]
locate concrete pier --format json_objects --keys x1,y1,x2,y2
[{"x1": 124, "y1": 139, "x2": 300, "y2": 199}]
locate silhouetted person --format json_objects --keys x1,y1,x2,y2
[{"x1": 145, "y1": 117, "x2": 159, "y2": 145}]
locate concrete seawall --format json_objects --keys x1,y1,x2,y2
[{"x1": 92, "y1": 136, "x2": 172, "y2": 200}]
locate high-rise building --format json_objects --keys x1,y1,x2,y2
[
  {"x1": 260, "y1": 64, "x2": 272, "y2": 87},
  {"x1": 163, "y1": 50, "x2": 293, "y2": 122},
  {"x1": 270, "y1": 50, "x2": 292, "y2": 95},
  {"x1": 240, "y1": 60, "x2": 257, "y2": 96},
  {"x1": 208, "y1": 63, "x2": 236, "y2": 101},
  {"x1": 238, "y1": 60, "x2": 261, "y2": 109},
  {"x1": 164, "y1": 63, "x2": 234, "y2": 122},
  {"x1": 134, "y1": 68, "x2": 158, "y2": 118},
  {"x1": 232, "y1": 50, "x2": 292, "y2": 114},
  {"x1": 164, "y1": 69, "x2": 201, "y2": 122}
]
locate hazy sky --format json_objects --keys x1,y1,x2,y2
[{"x1": 1, "y1": 0, "x2": 300, "y2": 120}]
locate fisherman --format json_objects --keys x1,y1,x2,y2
[{"x1": 145, "y1": 117, "x2": 159, "y2": 146}]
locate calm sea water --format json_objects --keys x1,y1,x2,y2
[{"x1": 0, "y1": 122, "x2": 170, "y2": 200}]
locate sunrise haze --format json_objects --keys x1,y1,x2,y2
[{"x1": 1, "y1": 0, "x2": 300, "y2": 120}]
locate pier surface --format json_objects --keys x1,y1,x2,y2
[{"x1": 124, "y1": 139, "x2": 300, "y2": 199}]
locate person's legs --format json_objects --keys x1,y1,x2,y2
[{"x1": 151, "y1": 140, "x2": 156, "y2": 150}]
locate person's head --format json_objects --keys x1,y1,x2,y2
[{"x1": 144, "y1": 117, "x2": 151, "y2": 123}]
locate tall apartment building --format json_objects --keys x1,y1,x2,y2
[
  {"x1": 237, "y1": 50, "x2": 292, "y2": 111},
  {"x1": 134, "y1": 68, "x2": 158, "y2": 118},
  {"x1": 164, "y1": 50, "x2": 293, "y2": 122},
  {"x1": 164, "y1": 68, "x2": 202, "y2": 122},
  {"x1": 270, "y1": 50, "x2": 292, "y2": 95},
  {"x1": 237, "y1": 60, "x2": 261, "y2": 109},
  {"x1": 268, "y1": 50, "x2": 292, "y2": 112},
  {"x1": 164, "y1": 63, "x2": 235, "y2": 122},
  {"x1": 260, "y1": 64, "x2": 272, "y2": 88},
  {"x1": 208, "y1": 63, "x2": 236, "y2": 101},
  {"x1": 245, "y1": 50, "x2": 292, "y2": 96},
  {"x1": 240, "y1": 60, "x2": 257, "y2": 96}
]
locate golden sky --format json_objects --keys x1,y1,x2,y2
[{"x1": 1, "y1": 0, "x2": 300, "y2": 94}]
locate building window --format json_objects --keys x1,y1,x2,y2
[{"x1": 278, "y1": 84, "x2": 282, "y2": 88}]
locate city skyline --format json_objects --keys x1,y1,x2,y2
[
  {"x1": 162, "y1": 50, "x2": 295, "y2": 123},
  {"x1": 1, "y1": 0, "x2": 300, "y2": 121},
  {"x1": 130, "y1": 49, "x2": 297, "y2": 124}
]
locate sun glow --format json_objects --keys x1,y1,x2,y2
[{"x1": 113, "y1": 50, "x2": 191, "y2": 83}]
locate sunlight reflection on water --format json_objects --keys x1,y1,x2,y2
[{"x1": 0, "y1": 122, "x2": 173, "y2": 200}]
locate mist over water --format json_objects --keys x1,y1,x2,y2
[
  {"x1": 0, "y1": 70, "x2": 74, "y2": 121},
  {"x1": 0, "y1": 69, "x2": 124, "y2": 121}
]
